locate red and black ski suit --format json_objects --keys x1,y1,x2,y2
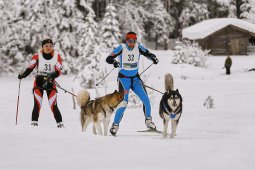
[{"x1": 19, "y1": 50, "x2": 63, "y2": 123}]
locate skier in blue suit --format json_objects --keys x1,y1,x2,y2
[{"x1": 106, "y1": 32, "x2": 159, "y2": 136}]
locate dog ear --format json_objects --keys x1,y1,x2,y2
[{"x1": 176, "y1": 89, "x2": 179, "y2": 92}]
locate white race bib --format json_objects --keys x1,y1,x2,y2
[
  {"x1": 120, "y1": 43, "x2": 140, "y2": 70},
  {"x1": 38, "y1": 51, "x2": 58, "y2": 75}
]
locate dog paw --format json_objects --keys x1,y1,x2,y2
[
  {"x1": 163, "y1": 135, "x2": 167, "y2": 139},
  {"x1": 170, "y1": 133, "x2": 175, "y2": 138}
]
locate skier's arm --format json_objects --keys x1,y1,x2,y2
[
  {"x1": 18, "y1": 54, "x2": 38, "y2": 79},
  {"x1": 138, "y1": 44, "x2": 158, "y2": 64},
  {"x1": 106, "y1": 45, "x2": 122, "y2": 64}
]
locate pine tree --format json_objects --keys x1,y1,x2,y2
[
  {"x1": 228, "y1": 0, "x2": 237, "y2": 17},
  {"x1": 179, "y1": 1, "x2": 209, "y2": 29},
  {"x1": 100, "y1": 3, "x2": 121, "y2": 52},
  {"x1": 146, "y1": 0, "x2": 175, "y2": 50},
  {"x1": 117, "y1": 0, "x2": 145, "y2": 41},
  {"x1": 240, "y1": 0, "x2": 255, "y2": 23},
  {"x1": 166, "y1": 0, "x2": 186, "y2": 38},
  {"x1": 0, "y1": 0, "x2": 26, "y2": 74},
  {"x1": 75, "y1": 11, "x2": 104, "y2": 88},
  {"x1": 208, "y1": 0, "x2": 233, "y2": 18},
  {"x1": 15, "y1": 0, "x2": 54, "y2": 56}
]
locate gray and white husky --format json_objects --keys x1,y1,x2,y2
[{"x1": 159, "y1": 73, "x2": 183, "y2": 138}]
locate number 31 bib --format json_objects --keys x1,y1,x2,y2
[{"x1": 38, "y1": 51, "x2": 58, "y2": 75}]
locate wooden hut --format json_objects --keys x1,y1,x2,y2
[{"x1": 182, "y1": 18, "x2": 255, "y2": 55}]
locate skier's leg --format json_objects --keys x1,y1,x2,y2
[
  {"x1": 132, "y1": 78, "x2": 156, "y2": 130},
  {"x1": 113, "y1": 77, "x2": 131, "y2": 124},
  {"x1": 110, "y1": 77, "x2": 131, "y2": 136},
  {"x1": 46, "y1": 89, "x2": 63, "y2": 127},
  {"x1": 31, "y1": 88, "x2": 44, "y2": 125},
  {"x1": 132, "y1": 78, "x2": 151, "y2": 118}
]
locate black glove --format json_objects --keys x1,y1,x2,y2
[
  {"x1": 151, "y1": 56, "x2": 159, "y2": 64},
  {"x1": 43, "y1": 76, "x2": 54, "y2": 90},
  {"x1": 18, "y1": 74, "x2": 26, "y2": 79},
  {"x1": 113, "y1": 60, "x2": 120, "y2": 68},
  {"x1": 43, "y1": 76, "x2": 53, "y2": 83},
  {"x1": 42, "y1": 81, "x2": 53, "y2": 90}
]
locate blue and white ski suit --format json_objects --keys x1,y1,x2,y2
[{"x1": 106, "y1": 43, "x2": 157, "y2": 125}]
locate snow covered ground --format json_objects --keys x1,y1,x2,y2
[{"x1": 1, "y1": 50, "x2": 255, "y2": 170}]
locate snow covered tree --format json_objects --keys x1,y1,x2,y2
[
  {"x1": 74, "y1": 11, "x2": 104, "y2": 88},
  {"x1": 146, "y1": 0, "x2": 175, "y2": 50},
  {"x1": 179, "y1": 1, "x2": 210, "y2": 29},
  {"x1": 12, "y1": 0, "x2": 56, "y2": 57},
  {"x1": 208, "y1": 0, "x2": 234, "y2": 18},
  {"x1": 117, "y1": 0, "x2": 146, "y2": 41},
  {"x1": 172, "y1": 40, "x2": 209, "y2": 67},
  {"x1": 240, "y1": 0, "x2": 255, "y2": 24},
  {"x1": 76, "y1": 48, "x2": 104, "y2": 88},
  {"x1": 100, "y1": 3, "x2": 121, "y2": 51},
  {"x1": 52, "y1": 0, "x2": 93, "y2": 74},
  {"x1": 228, "y1": 0, "x2": 237, "y2": 17},
  {"x1": 0, "y1": 0, "x2": 25, "y2": 74},
  {"x1": 165, "y1": 0, "x2": 186, "y2": 38}
]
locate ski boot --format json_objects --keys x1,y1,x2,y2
[
  {"x1": 57, "y1": 122, "x2": 65, "y2": 128},
  {"x1": 145, "y1": 117, "x2": 156, "y2": 130},
  {"x1": 109, "y1": 123, "x2": 119, "y2": 136},
  {"x1": 31, "y1": 121, "x2": 38, "y2": 126}
]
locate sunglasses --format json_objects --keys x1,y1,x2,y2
[{"x1": 127, "y1": 39, "x2": 136, "y2": 43}]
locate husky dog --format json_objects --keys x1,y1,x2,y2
[
  {"x1": 76, "y1": 90, "x2": 126, "y2": 136},
  {"x1": 159, "y1": 73, "x2": 183, "y2": 138}
]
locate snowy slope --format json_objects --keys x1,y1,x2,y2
[{"x1": 1, "y1": 51, "x2": 255, "y2": 170}]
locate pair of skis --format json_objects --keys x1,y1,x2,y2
[{"x1": 137, "y1": 129, "x2": 163, "y2": 134}]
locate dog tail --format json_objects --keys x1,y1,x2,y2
[
  {"x1": 76, "y1": 90, "x2": 90, "y2": 107},
  {"x1": 165, "y1": 73, "x2": 174, "y2": 91}
]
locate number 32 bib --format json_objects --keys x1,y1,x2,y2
[{"x1": 120, "y1": 43, "x2": 140, "y2": 70}]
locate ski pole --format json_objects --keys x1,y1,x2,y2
[
  {"x1": 139, "y1": 63, "x2": 153, "y2": 76},
  {"x1": 96, "y1": 67, "x2": 115, "y2": 86},
  {"x1": 15, "y1": 79, "x2": 21, "y2": 125},
  {"x1": 54, "y1": 81, "x2": 77, "y2": 97}
]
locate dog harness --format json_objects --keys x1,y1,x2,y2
[{"x1": 118, "y1": 72, "x2": 142, "y2": 89}]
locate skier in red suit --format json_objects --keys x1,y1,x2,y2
[{"x1": 18, "y1": 38, "x2": 64, "y2": 128}]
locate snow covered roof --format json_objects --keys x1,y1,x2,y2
[{"x1": 182, "y1": 18, "x2": 255, "y2": 40}]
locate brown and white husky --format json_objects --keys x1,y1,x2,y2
[
  {"x1": 159, "y1": 73, "x2": 183, "y2": 138},
  {"x1": 76, "y1": 90, "x2": 126, "y2": 136}
]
